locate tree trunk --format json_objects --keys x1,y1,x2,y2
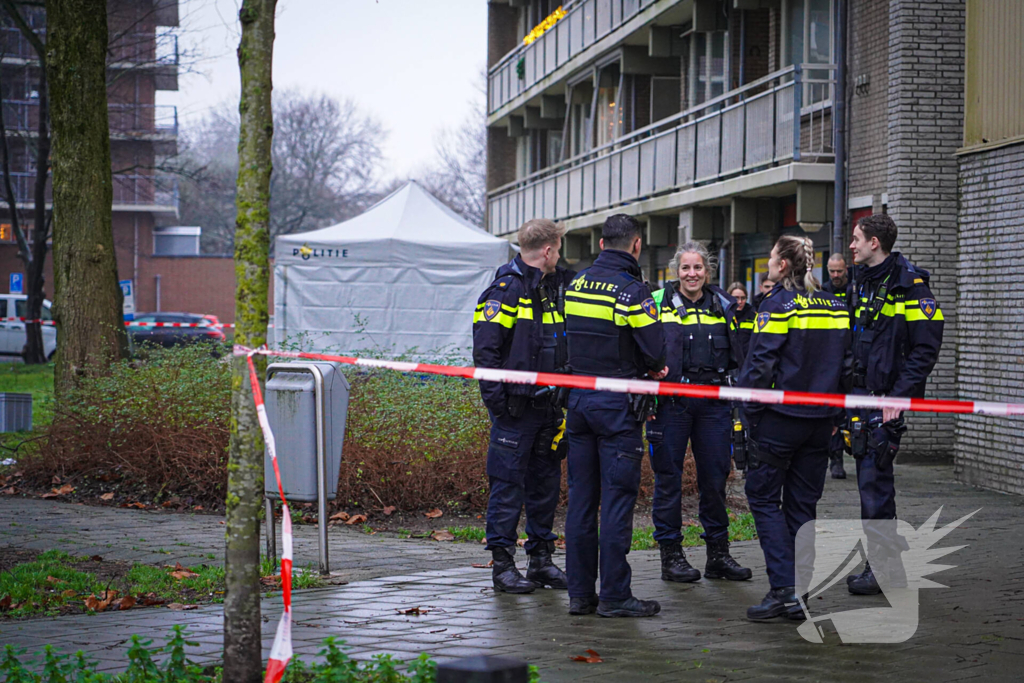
[
  {"x1": 224, "y1": 1, "x2": 276, "y2": 681},
  {"x1": 45, "y1": 0, "x2": 128, "y2": 397}
]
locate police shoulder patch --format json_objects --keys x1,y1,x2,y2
[
  {"x1": 756, "y1": 311, "x2": 772, "y2": 331},
  {"x1": 919, "y1": 298, "x2": 937, "y2": 319},
  {"x1": 483, "y1": 300, "x2": 502, "y2": 321},
  {"x1": 641, "y1": 298, "x2": 658, "y2": 319}
]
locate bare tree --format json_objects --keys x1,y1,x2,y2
[
  {"x1": 178, "y1": 90, "x2": 386, "y2": 253},
  {"x1": 417, "y1": 95, "x2": 486, "y2": 226},
  {"x1": 224, "y1": 0, "x2": 275, "y2": 679}
]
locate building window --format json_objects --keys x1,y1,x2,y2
[
  {"x1": 153, "y1": 226, "x2": 200, "y2": 256},
  {"x1": 546, "y1": 130, "x2": 563, "y2": 167},
  {"x1": 595, "y1": 85, "x2": 620, "y2": 147},
  {"x1": 688, "y1": 32, "x2": 729, "y2": 108},
  {"x1": 0, "y1": 224, "x2": 12, "y2": 242},
  {"x1": 651, "y1": 77, "x2": 682, "y2": 123},
  {"x1": 784, "y1": 0, "x2": 833, "y2": 103}
]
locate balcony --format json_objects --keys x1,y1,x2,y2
[
  {"x1": 1, "y1": 26, "x2": 179, "y2": 67},
  {"x1": 486, "y1": 65, "x2": 835, "y2": 236},
  {"x1": 488, "y1": 0, "x2": 663, "y2": 116},
  {"x1": 3, "y1": 171, "x2": 179, "y2": 214},
  {"x1": 2, "y1": 100, "x2": 177, "y2": 139}
]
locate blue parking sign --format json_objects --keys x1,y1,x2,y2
[{"x1": 9, "y1": 273, "x2": 22, "y2": 294}]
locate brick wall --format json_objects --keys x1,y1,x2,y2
[
  {"x1": 886, "y1": 0, "x2": 964, "y2": 459},
  {"x1": 767, "y1": 2, "x2": 781, "y2": 73},
  {"x1": 954, "y1": 141, "x2": 1024, "y2": 493},
  {"x1": 487, "y1": 2, "x2": 519, "y2": 68},
  {"x1": 847, "y1": 0, "x2": 889, "y2": 201},
  {"x1": 732, "y1": 7, "x2": 771, "y2": 89}
]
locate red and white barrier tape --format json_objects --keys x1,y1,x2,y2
[
  {"x1": 245, "y1": 352, "x2": 293, "y2": 683},
  {"x1": 234, "y1": 345, "x2": 1024, "y2": 416},
  {"x1": 0, "y1": 317, "x2": 56, "y2": 326}
]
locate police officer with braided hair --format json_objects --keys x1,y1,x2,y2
[
  {"x1": 845, "y1": 214, "x2": 943, "y2": 596},
  {"x1": 646, "y1": 244, "x2": 752, "y2": 586},
  {"x1": 473, "y1": 219, "x2": 574, "y2": 594},
  {"x1": 738, "y1": 235, "x2": 852, "y2": 621},
  {"x1": 563, "y1": 214, "x2": 668, "y2": 618}
]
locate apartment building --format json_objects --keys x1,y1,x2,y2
[
  {"x1": 0, "y1": 1, "x2": 237, "y2": 325},
  {"x1": 485, "y1": 1, "x2": 976, "y2": 466}
]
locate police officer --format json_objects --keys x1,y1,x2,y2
[
  {"x1": 563, "y1": 214, "x2": 667, "y2": 618},
  {"x1": 738, "y1": 235, "x2": 852, "y2": 621},
  {"x1": 751, "y1": 277, "x2": 776, "y2": 311},
  {"x1": 647, "y1": 245, "x2": 752, "y2": 585},
  {"x1": 727, "y1": 281, "x2": 756, "y2": 362},
  {"x1": 473, "y1": 219, "x2": 574, "y2": 594},
  {"x1": 822, "y1": 253, "x2": 852, "y2": 479},
  {"x1": 845, "y1": 214, "x2": 943, "y2": 596}
]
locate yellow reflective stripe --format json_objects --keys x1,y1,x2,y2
[
  {"x1": 754, "y1": 311, "x2": 851, "y2": 334},
  {"x1": 739, "y1": 321, "x2": 754, "y2": 330},
  {"x1": 517, "y1": 307, "x2": 534, "y2": 320},
  {"x1": 568, "y1": 291, "x2": 618, "y2": 304},
  {"x1": 627, "y1": 311, "x2": 658, "y2": 329},
  {"x1": 473, "y1": 309, "x2": 517, "y2": 328},
  {"x1": 565, "y1": 300, "x2": 613, "y2": 321},
  {"x1": 541, "y1": 312, "x2": 564, "y2": 324},
  {"x1": 904, "y1": 300, "x2": 944, "y2": 322}
]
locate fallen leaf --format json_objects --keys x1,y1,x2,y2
[
  {"x1": 471, "y1": 561, "x2": 493, "y2": 569},
  {"x1": 193, "y1": 505, "x2": 204, "y2": 511},
  {"x1": 329, "y1": 511, "x2": 350, "y2": 521},
  {"x1": 167, "y1": 603, "x2": 199, "y2": 611},
  {"x1": 141, "y1": 596, "x2": 168, "y2": 606},
  {"x1": 51, "y1": 475, "x2": 61, "y2": 485},
  {"x1": 126, "y1": 502, "x2": 146, "y2": 509},
  {"x1": 84, "y1": 591, "x2": 117, "y2": 612},
  {"x1": 61, "y1": 589, "x2": 77, "y2": 598},
  {"x1": 431, "y1": 530, "x2": 455, "y2": 542},
  {"x1": 89, "y1": 555, "x2": 103, "y2": 562},
  {"x1": 99, "y1": 492, "x2": 114, "y2": 501},
  {"x1": 344, "y1": 514, "x2": 366, "y2": 525},
  {"x1": 54, "y1": 484, "x2": 73, "y2": 495},
  {"x1": 117, "y1": 596, "x2": 137, "y2": 611},
  {"x1": 397, "y1": 606, "x2": 428, "y2": 615},
  {"x1": 0, "y1": 595, "x2": 11, "y2": 611},
  {"x1": 382, "y1": 506, "x2": 396, "y2": 516},
  {"x1": 45, "y1": 576, "x2": 65, "y2": 585},
  {"x1": 571, "y1": 649, "x2": 603, "y2": 663},
  {"x1": 424, "y1": 508, "x2": 443, "y2": 519},
  {"x1": 170, "y1": 563, "x2": 199, "y2": 579},
  {"x1": 0, "y1": 487, "x2": 14, "y2": 495}
]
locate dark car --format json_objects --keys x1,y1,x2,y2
[{"x1": 128, "y1": 312, "x2": 226, "y2": 349}]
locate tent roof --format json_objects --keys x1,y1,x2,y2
[{"x1": 277, "y1": 181, "x2": 502, "y2": 247}]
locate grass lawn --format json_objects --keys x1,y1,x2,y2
[
  {"x1": 0, "y1": 362, "x2": 54, "y2": 455},
  {"x1": 630, "y1": 511, "x2": 757, "y2": 551},
  {"x1": 0, "y1": 549, "x2": 324, "y2": 620}
]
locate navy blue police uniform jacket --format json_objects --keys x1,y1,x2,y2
[
  {"x1": 737, "y1": 284, "x2": 852, "y2": 421},
  {"x1": 851, "y1": 253, "x2": 944, "y2": 398},
  {"x1": 472, "y1": 254, "x2": 576, "y2": 414},
  {"x1": 651, "y1": 282, "x2": 744, "y2": 383},
  {"x1": 564, "y1": 249, "x2": 665, "y2": 378}
]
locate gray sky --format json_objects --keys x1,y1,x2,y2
[{"x1": 162, "y1": 0, "x2": 488, "y2": 177}]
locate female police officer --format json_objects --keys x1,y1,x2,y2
[
  {"x1": 737, "y1": 235, "x2": 851, "y2": 621},
  {"x1": 646, "y1": 243, "x2": 752, "y2": 584}
]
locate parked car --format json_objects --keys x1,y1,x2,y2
[
  {"x1": 128, "y1": 312, "x2": 226, "y2": 349},
  {"x1": 0, "y1": 295, "x2": 57, "y2": 361}
]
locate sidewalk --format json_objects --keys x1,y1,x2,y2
[{"x1": 2, "y1": 461, "x2": 1022, "y2": 682}]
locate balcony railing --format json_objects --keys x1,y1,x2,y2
[
  {"x1": 2, "y1": 100, "x2": 178, "y2": 137},
  {"x1": 488, "y1": 0, "x2": 660, "y2": 115},
  {"x1": 1, "y1": 26, "x2": 179, "y2": 66},
  {"x1": 486, "y1": 65, "x2": 835, "y2": 236},
  {"x1": 3, "y1": 171, "x2": 179, "y2": 210}
]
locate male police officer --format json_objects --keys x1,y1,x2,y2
[
  {"x1": 846, "y1": 214, "x2": 943, "y2": 596},
  {"x1": 473, "y1": 219, "x2": 574, "y2": 594},
  {"x1": 822, "y1": 253, "x2": 851, "y2": 479},
  {"x1": 563, "y1": 214, "x2": 668, "y2": 618}
]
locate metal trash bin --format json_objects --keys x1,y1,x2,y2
[
  {"x1": 0, "y1": 393, "x2": 32, "y2": 433},
  {"x1": 263, "y1": 361, "x2": 350, "y2": 574}
]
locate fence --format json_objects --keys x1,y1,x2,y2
[{"x1": 2, "y1": 100, "x2": 177, "y2": 137}]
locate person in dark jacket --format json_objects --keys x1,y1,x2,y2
[
  {"x1": 473, "y1": 219, "x2": 575, "y2": 594},
  {"x1": 751, "y1": 277, "x2": 776, "y2": 311},
  {"x1": 822, "y1": 253, "x2": 851, "y2": 479},
  {"x1": 645, "y1": 247, "x2": 752, "y2": 586},
  {"x1": 563, "y1": 214, "x2": 667, "y2": 618},
  {"x1": 728, "y1": 281, "x2": 756, "y2": 363},
  {"x1": 845, "y1": 214, "x2": 944, "y2": 596},
  {"x1": 738, "y1": 235, "x2": 852, "y2": 621}
]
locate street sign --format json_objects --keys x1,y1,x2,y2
[
  {"x1": 120, "y1": 280, "x2": 135, "y2": 321},
  {"x1": 9, "y1": 273, "x2": 22, "y2": 295}
]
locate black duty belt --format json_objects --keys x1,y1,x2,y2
[{"x1": 681, "y1": 371, "x2": 728, "y2": 386}]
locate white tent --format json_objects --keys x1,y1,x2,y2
[{"x1": 274, "y1": 181, "x2": 510, "y2": 357}]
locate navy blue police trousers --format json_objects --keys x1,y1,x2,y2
[
  {"x1": 851, "y1": 405, "x2": 902, "y2": 522},
  {"x1": 646, "y1": 397, "x2": 732, "y2": 545},
  {"x1": 484, "y1": 404, "x2": 562, "y2": 555},
  {"x1": 565, "y1": 390, "x2": 645, "y2": 602},
  {"x1": 744, "y1": 410, "x2": 832, "y2": 589}
]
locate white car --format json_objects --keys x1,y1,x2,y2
[{"x1": 0, "y1": 295, "x2": 57, "y2": 360}]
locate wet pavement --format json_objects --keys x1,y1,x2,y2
[{"x1": 2, "y1": 460, "x2": 1023, "y2": 681}]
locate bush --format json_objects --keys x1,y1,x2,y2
[{"x1": 32, "y1": 344, "x2": 230, "y2": 503}]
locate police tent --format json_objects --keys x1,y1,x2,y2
[{"x1": 274, "y1": 181, "x2": 510, "y2": 357}]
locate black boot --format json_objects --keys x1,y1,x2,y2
[
  {"x1": 659, "y1": 542, "x2": 701, "y2": 583},
  {"x1": 704, "y1": 539, "x2": 752, "y2": 581},
  {"x1": 597, "y1": 596, "x2": 661, "y2": 618},
  {"x1": 830, "y1": 453, "x2": 847, "y2": 479},
  {"x1": 848, "y1": 566, "x2": 882, "y2": 595},
  {"x1": 491, "y1": 547, "x2": 536, "y2": 594},
  {"x1": 846, "y1": 561, "x2": 871, "y2": 586},
  {"x1": 526, "y1": 541, "x2": 568, "y2": 589},
  {"x1": 568, "y1": 594, "x2": 599, "y2": 615},
  {"x1": 747, "y1": 587, "x2": 802, "y2": 621}
]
